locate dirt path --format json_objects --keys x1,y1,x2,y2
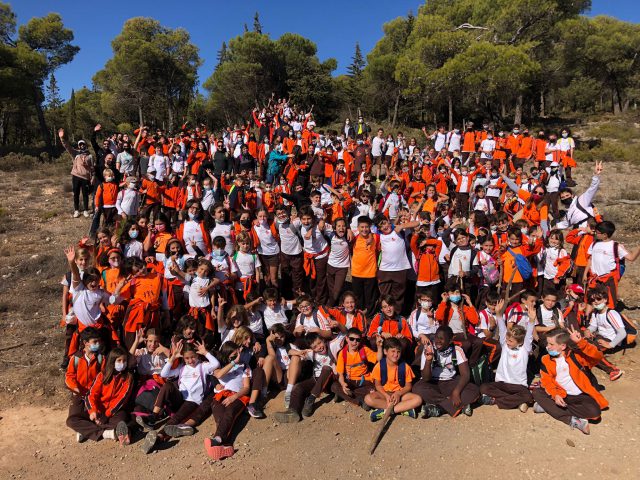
[{"x1": 0, "y1": 159, "x2": 639, "y2": 479}]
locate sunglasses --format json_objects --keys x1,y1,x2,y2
[
  {"x1": 534, "y1": 190, "x2": 544, "y2": 195},
  {"x1": 347, "y1": 337, "x2": 362, "y2": 342}
]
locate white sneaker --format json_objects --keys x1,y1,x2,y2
[
  {"x1": 73, "y1": 210, "x2": 80, "y2": 218},
  {"x1": 102, "y1": 429, "x2": 115, "y2": 440},
  {"x1": 83, "y1": 210, "x2": 90, "y2": 218},
  {"x1": 76, "y1": 432, "x2": 86, "y2": 443}
]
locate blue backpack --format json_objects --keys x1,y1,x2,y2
[
  {"x1": 507, "y1": 248, "x2": 533, "y2": 280},
  {"x1": 379, "y1": 357, "x2": 406, "y2": 388}
]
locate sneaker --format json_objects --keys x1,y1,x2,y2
[
  {"x1": 102, "y1": 429, "x2": 115, "y2": 440},
  {"x1": 59, "y1": 357, "x2": 70, "y2": 370},
  {"x1": 401, "y1": 408, "x2": 417, "y2": 419},
  {"x1": 570, "y1": 416, "x2": 590, "y2": 435},
  {"x1": 369, "y1": 408, "x2": 386, "y2": 422},
  {"x1": 273, "y1": 409, "x2": 301, "y2": 423},
  {"x1": 421, "y1": 404, "x2": 444, "y2": 419},
  {"x1": 83, "y1": 210, "x2": 90, "y2": 218},
  {"x1": 135, "y1": 414, "x2": 157, "y2": 432},
  {"x1": 480, "y1": 394, "x2": 495, "y2": 406},
  {"x1": 116, "y1": 421, "x2": 130, "y2": 446},
  {"x1": 301, "y1": 395, "x2": 316, "y2": 417},
  {"x1": 610, "y1": 369, "x2": 624, "y2": 381},
  {"x1": 76, "y1": 432, "x2": 86, "y2": 443},
  {"x1": 461, "y1": 404, "x2": 473, "y2": 417},
  {"x1": 162, "y1": 424, "x2": 194, "y2": 438},
  {"x1": 140, "y1": 431, "x2": 157, "y2": 454},
  {"x1": 246, "y1": 403, "x2": 265, "y2": 419},
  {"x1": 518, "y1": 403, "x2": 529, "y2": 413},
  {"x1": 204, "y1": 437, "x2": 235, "y2": 461},
  {"x1": 533, "y1": 402, "x2": 545, "y2": 414},
  {"x1": 73, "y1": 210, "x2": 80, "y2": 218},
  {"x1": 283, "y1": 391, "x2": 292, "y2": 409}
]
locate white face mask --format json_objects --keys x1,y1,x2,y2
[
  {"x1": 114, "y1": 360, "x2": 126, "y2": 372},
  {"x1": 562, "y1": 133, "x2": 568, "y2": 138},
  {"x1": 105, "y1": 177, "x2": 114, "y2": 182},
  {"x1": 420, "y1": 301, "x2": 432, "y2": 310}
]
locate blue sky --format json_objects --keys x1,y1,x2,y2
[{"x1": 10, "y1": 0, "x2": 639, "y2": 100}]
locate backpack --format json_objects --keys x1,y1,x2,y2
[
  {"x1": 341, "y1": 346, "x2": 371, "y2": 384},
  {"x1": 379, "y1": 357, "x2": 406, "y2": 388},
  {"x1": 73, "y1": 353, "x2": 104, "y2": 369},
  {"x1": 507, "y1": 247, "x2": 533, "y2": 280},
  {"x1": 479, "y1": 252, "x2": 500, "y2": 285},
  {"x1": 605, "y1": 311, "x2": 637, "y2": 345}
]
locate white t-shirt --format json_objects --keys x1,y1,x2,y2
[
  {"x1": 302, "y1": 335, "x2": 345, "y2": 376},
  {"x1": 554, "y1": 355, "x2": 582, "y2": 396},
  {"x1": 538, "y1": 305, "x2": 564, "y2": 328},
  {"x1": 480, "y1": 139, "x2": 495, "y2": 159},
  {"x1": 542, "y1": 246, "x2": 569, "y2": 280},
  {"x1": 327, "y1": 232, "x2": 351, "y2": 268},
  {"x1": 433, "y1": 132, "x2": 447, "y2": 151},
  {"x1": 421, "y1": 345, "x2": 467, "y2": 381},
  {"x1": 588, "y1": 240, "x2": 628, "y2": 276},
  {"x1": 447, "y1": 131, "x2": 462, "y2": 152},
  {"x1": 379, "y1": 230, "x2": 411, "y2": 272},
  {"x1": 588, "y1": 310, "x2": 624, "y2": 343},
  {"x1": 295, "y1": 308, "x2": 331, "y2": 333},
  {"x1": 253, "y1": 223, "x2": 280, "y2": 255},
  {"x1": 210, "y1": 222, "x2": 234, "y2": 256},
  {"x1": 371, "y1": 137, "x2": 386, "y2": 157},
  {"x1": 301, "y1": 225, "x2": 329, "y2": 258},
  {"x1": 160, "y1": 352, "x2": 220, "y2": 404},
  {"x1": 216, "y1": 364, "x2": 251, "y2": 393},
  {"x1": 211, "y1": 254, "x2": 238, "y2": 282},
  {"x1": 183, "y1": 220, "x2": 208, "y2": 256},
  {"x1": 447, "y1": 246, "x2": 474, "y2": 277},
  {"x1": 187, "y1": 276, "x2": 211, "y2": 308},
  {"x1": 70, "y1": 283, "x2": 110, "y2": 327},
  {"x1": 407, "y1": 308, "x2": 438, "y2": 337},
  {"x1": 233, "y1": 251, "x2": 260, "y2": 281},
  {"x1": 260, "y1": 302, "x2": 293, "y2": 329},
  {"x1": 276, "y1": 219, "x2": 303, "y2": 256}
]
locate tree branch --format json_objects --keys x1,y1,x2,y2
[{"x1": 455, "y1": 23, "x2": 490, "y2": 31}]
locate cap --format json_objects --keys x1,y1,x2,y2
[
  {"x1": 568, "y1": 284, "x2": 584, "y2": 295},
  {"x1": 77, "y1": 139, "x2": 87, "y2": 146},
  {"x1": 550, "y1": 162, "x2": 559, "y2": 167}
]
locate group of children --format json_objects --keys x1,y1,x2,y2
[{"x1": 60, "y1": 111, "x2": 638, "y2": 460}]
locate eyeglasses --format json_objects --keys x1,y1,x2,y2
[{"x1": 347, "y1": 337, "x2": 361, "y2": 342}]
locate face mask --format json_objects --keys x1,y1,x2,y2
[
  {"x1": 105, "y1": 177, "x2": 114, "y2": 182},
  {"x1": 89, "y1": 343, "x2": 101, "y2": 353},
  {"x1": 114, "y1": 360, "x2": 126, "y2": 372},
  {"x1": 521, "y1": 228, "x2": 528, "y2": 235},
  {"x1": 449, "y1": 294, "x2": 461, "y2": 303},
  {"x1": 296, "y1": 134, "x2": 302, "y2": 139},
  {"x1": 550, "y1": 168, "x2": 558, "y2": 174},
  {"x1": 357, "y1": 140, "x2": 363, "y2": 145},
  {"x1": 487, "y1": 135, "x2": 493, "y2": 140},
  {"x1": 490, "y1": 174, "x2": 498, "y2": 179},
  {"x1": 213, "y1": 249, "x2": 224, "y2": 257},
  {"x1": 499, "y1": 132, "x2": 505, "y2": 138},
  {"x1": 109, "y1": 259, "x2": 120, "y2": 268},
  {"x1": 156, "y1": 224, "x2": 166, "y2": 232},
  {"x1": 420, "y1": 301, "x2": 432, "y2": 309},
  {"x1": 562, "y1": 133, "x2": 568, "y2": 138},
  {"x1": 561, "y1": 198, "x2": 572, "y2": 206},
  {"x1": 532, "y1": 194, "x2": 544, "y2": 203},
  {"x1": 594, "y1": 302, "x2": 607, "y2": 311},
  {"x1": 129, "y1": 230, "x2": 139, "y2": 239},
  {"x1": 129, "y1": 183, "x2": 137, "y2": 190},
  {"x1": 189, "y1": 180, "x2": 196, "y2": 186},
  {"x1": 148, "y1": 174, "x2": 155, "y2": 181},
  {"x1": 204, "y1": 186, "x2": 212, "y2": 191},
  {"x1": 513, "y1": 130, "x2": 520, "y2": 134},
  {"x1": 454, "y1": 129, "x2": 460, "y2": 134},
  {"x1": 188, "y1": 212, "x2": 196, "y2": 220},
  {"x1": 240, "y1": 219, "x2": 252, "y2": 229},
  {"x1": 547, "y1": 349, "x2": 561, "y2": 358}
]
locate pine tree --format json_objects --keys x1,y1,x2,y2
[
  {"x1": 243, "y1": 23, "x2": 249, "y2": 33},
  {"x1": 217, "y1": 41, "x2": 229, "y2": 66},
  {"x1": 253, "y1": 12, "x2": 262, "y2": 34},
  {"x1": 347, "y1": 42, "x2": 365, "y2": 78},
  {"x1": 46, "y1": 73, "x2": 62, "y2": 110},
  {"x1": 67, "y1": 88, "x2": 77, "y2": 142}
]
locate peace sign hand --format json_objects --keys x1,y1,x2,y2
[{"x1": 567, "y1": 325, "x2": 582, "y2": 343}]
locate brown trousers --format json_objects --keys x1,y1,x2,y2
[
  {"x1": 412, "y1": 379, "x2": 480, "y2": 416},
  {"x1": 331, "y1": 379, "x2": 374, "y2": 405},
  {"x1": 66, "y1": 394, "x2": 128, "y2": 441},
  {"x1": 532, "y1": 389, "x2": 601, "y2": 424},
  {"x1": 480, "y1": 381, "x2": 533, "y2": 409},
  {"x1": 377, "y1": 269, "x2": 408, "y2": 313},
  {"x1": 326, "y1": 264, "x2": 348, "y2": 307},
  {"x1": 154, "y1": 381, "x2": 211, "y2": 427},
  {"x1": 280, "y1": 252, "x2": 304, "y2": 295},
  {"x1": 211, "y1": 397, "x2": 246, "y2": 444},
  {"x1": 290, "y1": 365, "x2": 334, "y2": 413}
]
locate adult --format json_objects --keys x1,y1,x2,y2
[
  {"x1": 59, "y1": 128, "x2": 95, "y2": 218},
  {"x1": 557, "y1": 161, "x2": 603, "y2": 229}
]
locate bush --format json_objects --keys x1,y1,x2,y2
[{"x1": 0, "y1": 152, "x2": 39, "y2": 172}]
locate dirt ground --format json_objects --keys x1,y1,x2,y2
[{"x1": 0, "y1": 158, "x2": 639, "y2": 480}]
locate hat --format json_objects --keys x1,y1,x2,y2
[
  {"x1": 77, "y1": 139, "x2": 87, "y2": 146},
  {"x1": 568, "y1": 284, "x2": 584, "y2": 295},
  {"x1": 550, "y1": 161, "x2": 559, "y2": 167},
  {"x1": 307, "y1": 121, "x2": 316, "y2": 128}
]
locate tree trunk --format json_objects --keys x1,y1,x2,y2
[
  {"x1": 33, "y1": 87, "x2": 53, "y2": 158},
  {"x1": 540, "y1": 90, "x2": 545, "y2": 118},
  {"x1": 514, "y1": 94, "x2": 523, "y2": 125},
  {"x1": 138, "y1": 104, "x2": 144, "y2": 127},
  {"x1": 447, "y1": 95, "x2": 453, "y2": 131},
  {"x1": 167, "y1": 104, "x2": 174, "y2": 133},
  {"x1": 501, "y1": 101, "x2": 506, "y2": 119},
  {"x1": 391, "y1": 93, "x2": 400, "y2": 128}
]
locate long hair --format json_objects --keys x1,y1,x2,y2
[{"x1": 103, "y1": 347, "x2": 131, "y2": 383}]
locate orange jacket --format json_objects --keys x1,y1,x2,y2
[
  {"x1": 367, "y1": 314, "x2": 413, "y2": 341},
  {"x1": 141, "y1": 179, "x2": 162, "y2": 204},
  {"x1": 540, "y1": 338, "x2": 607, "y2": 409},
  {"x1": 86, "y1": 371, "x2": 134, "y2": 417},
  {"x1": 516, "y1": 136, "x2": 533, "y2": 158},
  {"x1": 435, "y1": 302, "x2": 479, "y2": 334},
  {"x1": 565, "y1": 229, "x2": 593, "y2": 268},
  {"x1": 95, "y1": 182, "x2": 119, "y2": 208},
  {"x1": 65, "y1": 353, "x2": 104, "y2": 397},
  {"x1": 410, "y1": 236, "x2": 442, "y2": 283}
]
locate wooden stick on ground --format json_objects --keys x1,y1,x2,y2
[{"x1": 369, "y1": 406, "x2": 394, "y2": 455}]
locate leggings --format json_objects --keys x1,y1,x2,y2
[{"x1": 72, "y1": 175, "x2": 90, "y2": 211}]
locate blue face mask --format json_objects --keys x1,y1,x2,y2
[
  {"x1": 548, "y1": 349, "x2": 561, "y2": 358},
  {"x1": 129, "y1": 230, "x2": 139, "y2": 239},
  {"x1": 449, "y1": 295, "x2": 461, "y2": 303},
  {"x1": 89, "y1": 343, "x2": 101, "y2": 353}
]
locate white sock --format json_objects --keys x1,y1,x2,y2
[
  {"x1": 286, "y1": 384, "x2": 294, "y2": 393},
  {"x1": 102, "y1": 429, "x2": 115, "y2": 440}
]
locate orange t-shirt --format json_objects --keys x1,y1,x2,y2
[
  {"x1": 351, "y1": 234, "x2": 379, "y2": 278},
  {"x1": 336, "y1": 346, "x2": 378, "y2": 381},
  {"x1": 371, "y1": 361, "x2": 415, "y2": 392}
]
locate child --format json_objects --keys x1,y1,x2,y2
[
  {"x1": 299, "y1": 205, "x2": 330, "y2": 305},
  {"x1": 263, "y1": 323, "x2": 299, "y2": 402},
  {"x1": 480, "y1": 299, "x2": 534, "y2": 411},
  {"x1": 350, "y1": 215, "x2": 381, "y2": 315},
  {"x1": 233, "y1": 232, "x2": 262, "y2": 300},
  {"x1": 506, "y1": 289, "x2": 537, "y2": 329},
  {"x1": 204, "y1": 341, "x2": 252, "y2": 460},
  {"x1": 412, "y1": 326, "x2": 480, "y2": 418},
  {"x1": 258, "y1": 287, "x2": 295, "y2": 330},
  {"x1": 586, "y1": 221, "x2": 640, "y2": 308},
  {"x1": 326, "y1": 217, "x2": 351, "y2": 306},
  {"x1": 325, "y1": 291, "x2": 366, "y2": 332},
  {"x1": 93, "y1": 168, "x2": 119, "y2": 232},
  {"x1": 532, "y1": 327, "x2": 607, "y2": 435},
  {"x1": 118, "y1": 221, "x2": 144, "y2": 259},
  {"x1": 407, "y1": 292, "x2": 439, "y2": 345},
  {"x1": 115, "y1": 176, "x2": 140, "y2": 223},
  {"x1": 293, "y1": 294, "x2": 334, "y2": 340},
  {"x1": 65, "y1": 327, "x2": 105, "y2": 442},
  {"x1": 366, "y1": 295, "x2": 413, "y2": 353},
  {"x1": 332, "y1": 327, "x2": 380, "y2": 407},
  {"x1": 583, "y1": 289, "x2": 625, "y2": 381},
  {"x1": 538, "y1": 229, "x2": 572, "y2": 295},
  {"x1": 140, "y1": 340, "x2": 217, "y2": 451},
  {"x1": 67, "y1": 347, "x2": 133, "y2": 444},
  {"x1": 273, "y1": 332, "x2": 344, "y2": 423},
  {"x1": 365, "y1": 337, "x2": 422, "y2": 421}
]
